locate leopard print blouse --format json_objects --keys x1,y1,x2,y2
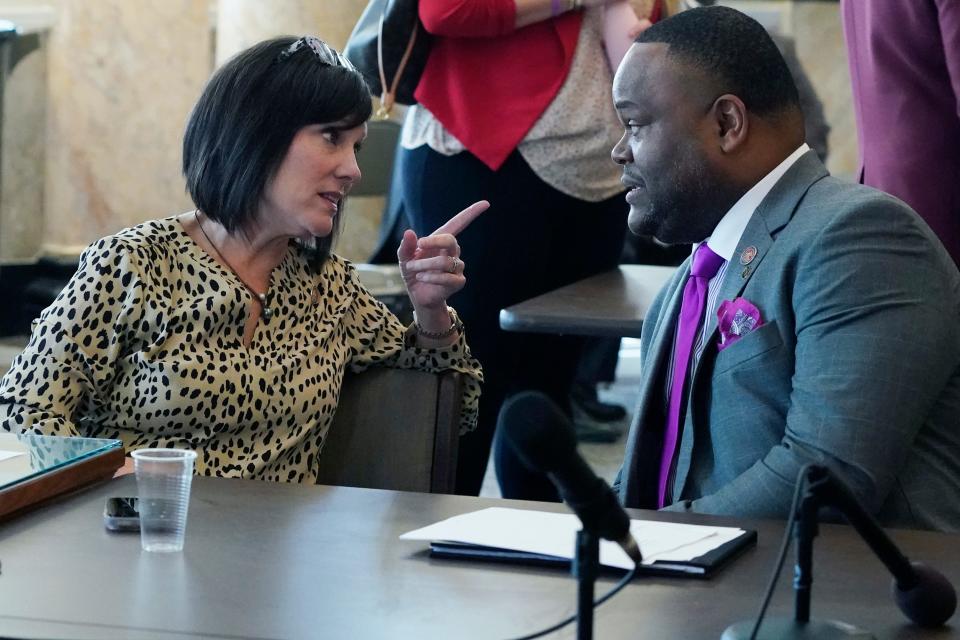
[{"x1": 0, "y1": 216, "x2": 482, "y2": 483}]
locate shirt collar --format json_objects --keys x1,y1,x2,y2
[{"x1": 698, "y1": 143, "x2": 810, "y2": 262}]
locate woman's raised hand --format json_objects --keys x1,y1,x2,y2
[{"x1": 397, "y1": 200, "x2": 489, "y2": 314}]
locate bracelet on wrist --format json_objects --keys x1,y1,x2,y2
[
  {"x1": 551, "y1": 0, "x2": 563, "y2": 16},
  {"x1": 414, "y1": 308, "x2": 464, "y2": 340}
]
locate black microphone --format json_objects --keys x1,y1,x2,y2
[
  {"x1": 498, "y1": 391, "x2": 642, "y2": 565},
  {"x1": 807, "y1": 465, "x2": 956, "y2": 628}
]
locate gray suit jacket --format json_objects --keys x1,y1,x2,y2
[{"x1": 616, "y1": 151, "x2": 960, "y2": 532}]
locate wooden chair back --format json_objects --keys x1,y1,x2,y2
[{"x1": 317, "y1": 367, "x2": 461, "y2": 493}]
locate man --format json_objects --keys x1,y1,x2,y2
[
  {"x1": 612, "y1": 6, "x2": 960, "y2": 531},
  {"x1": 842, "y1": 0, "x2": 960, "y2": 266}
]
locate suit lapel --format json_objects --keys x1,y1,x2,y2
[
  {"x1": 696, "y1": 152, "x2": 827, "y2": 363},
  {"x1": 673, "y1": 151, "x2": 829, "y2": 500}
]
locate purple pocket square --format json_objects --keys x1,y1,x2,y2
[{"x1": 717, "y1": 298, "x2": 763, "y2": 352}]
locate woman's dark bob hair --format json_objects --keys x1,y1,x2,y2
[{"x1": 183, "y1": 36, "x2": 372, "y2": 268}]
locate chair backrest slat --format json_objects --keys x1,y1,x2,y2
[{"x1": 318, "y1": 368, "x2": 461, "y2": 493}]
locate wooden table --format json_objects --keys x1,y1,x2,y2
[
  {"x1": 499, "y1": 265, "x2": 677, "y2": 338},
  {"x1": 0, "y1": 476, "x2": 957, "y2": 639}
]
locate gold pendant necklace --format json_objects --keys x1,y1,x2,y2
[{"x1": 195, "y1": 211, "x2": 275, "y2": 321}]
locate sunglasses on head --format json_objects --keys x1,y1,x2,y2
[{"x1": 275, "y1": 36, "x2": 356, "y2": 71}]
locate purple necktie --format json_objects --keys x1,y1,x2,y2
[{"x1": 657, "y1": 244, "x2": 724, "y2": 508}]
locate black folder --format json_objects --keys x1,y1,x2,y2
[{"x1": 429, "y1": 528, "x2": 757, "y2": 579}]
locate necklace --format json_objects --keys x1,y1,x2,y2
[{"x1": 195, "y1": 211, "x2": 275, "y2": 321}]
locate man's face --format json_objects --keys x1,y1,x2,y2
[{"x1": 611, "y1": 43, "x2": 729, "y2": 245}]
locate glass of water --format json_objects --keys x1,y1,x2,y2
[{"x1": 131, "y1": 448, "x2": 197, "y2": 552}]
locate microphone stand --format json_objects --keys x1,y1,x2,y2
[
  {"x1": 574, "y1": 529, "x2": 600, "y2": 640},
  {"x1": 792, "y1": 476, "x2": 819, "y2": 627},
  {"x1": 777, "y1": 467, "x2": 874, "y2": 639},
  {"x1": 722, "y1": 466, "x2": 875, "y2": 639},
  {"x1": 724, "y1": 465, "x2": 941, "y2": 639}
]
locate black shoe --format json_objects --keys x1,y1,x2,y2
[
  {"x1": 572, "y1": 402, "x2": 626, "y2": 443},
  {"x1": 570, "y1": 383, "x2": 627, "y2": 422},
  {"x1": 574, "y1": 420, "x2": 623, "y2": 443}
]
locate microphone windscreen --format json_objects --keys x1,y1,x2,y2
[
  {"x1": 498, "y1": 391, "x2": 578, "y2": 473},
  {"x1": 893, "y1": 562, "x2": 957, "y2": 628}
]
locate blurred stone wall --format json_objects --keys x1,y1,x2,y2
[{"x1": 38, "y1": 0, "x2": 211, "y2": 257}]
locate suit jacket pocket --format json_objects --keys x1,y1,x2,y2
[{"x1": 713, "y1": 320, "x2": 783, "y2": 375}]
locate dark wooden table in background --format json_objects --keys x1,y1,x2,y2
[
  {"x1": 0, "y1": 475, "x2": 957, "y2": 639},
  {"x1": 499, "y1": 264, "x2": 677, "y2": 338}
]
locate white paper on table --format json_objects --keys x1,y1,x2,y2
[
  {"x1": 400, "y1": 507, "x2": 747, "y2": 571},
  {"x1": 0, "y1": 450, "x2": 26, "y2": 462}
]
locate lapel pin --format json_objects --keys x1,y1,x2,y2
[
  {"x1": 739, "y1": 246, "x2": 758, "y2": 265},
  {"x1": 741, "y1": 266, "x2": 752, "y2": 279}
]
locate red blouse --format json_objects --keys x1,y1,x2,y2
[{"x1": 416, "y1": 0, "x2": 582, "y2": 170}]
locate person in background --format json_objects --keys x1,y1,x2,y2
[
  {"x1": 842, "y1": 0, "x2": 960, "y2": 266},
  {"x1": 611, "y1": 6, "x2": 960, "y2": 532},
  {"x1": 0, "y1": 36, "x2": 484, "y2": 483},
  {"x1": 398, "y1": 0, "x2": 649, "y2": 496}
]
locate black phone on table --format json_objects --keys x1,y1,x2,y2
[{"x1": 103, "y1": 497, "x2": 140, "y2": 532}]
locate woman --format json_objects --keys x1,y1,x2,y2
[
  {"x1": 0, "y1": 36, "x2": 484, "y2": 484},
  {"x1": 398, "y1": 0, "x2": 643, "y2": 495}
]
